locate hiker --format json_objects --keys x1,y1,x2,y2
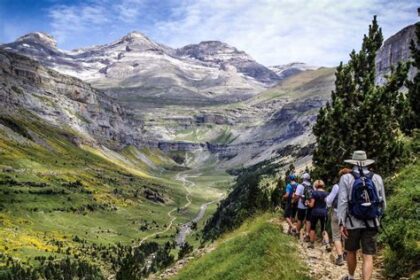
[
  {"x1": 282, "y1": 174, "x2": 298, "y2": 235},
  {"x1": 293, "y1": 172, "x2": 313, "y2": 241},
  {"x1": 338, "y1": 151, "x2": 386, "y2": 280},
  {"x1": 326, "y1": 168, "x2": 351, "y2": 266},
  {"x1": 307, "y1": 179, "x2": 331, "y2": 251}
]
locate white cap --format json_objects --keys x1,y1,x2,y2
[{"x1": 302, "y1": 173, "x2": 310, "y2": 181}]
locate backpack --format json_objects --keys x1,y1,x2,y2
[
  {"x1": 302, "y1": 181, "x2": 313, "y2": 204},
  {"x1": 288, "y1": 182, "x2": 298, "y2": 202},
  {"x1": 349, "y1": 170, "x2": 382, "y2": 225}
]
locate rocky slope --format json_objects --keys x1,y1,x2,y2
[
  {"x1": 0, "y1": 49, "x2": 136, "y2": 148},
  {"x1": 1, "y1": 24, "x2": 416, "y2": 170},
  {"x1": 269, "y1": 62, "x2": 318, "y2": 80},
  {"x1": 376, "y1": 23, "x2": 418, "y2": 83},
  {"x1": 2, "y1": 32, "x2": 282, "y2": 107}
]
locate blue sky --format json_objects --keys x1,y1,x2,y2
[{"x1": 0, "y1": 0, "x2": 418, "y2": 66}]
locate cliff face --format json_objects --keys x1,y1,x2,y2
[
  {"x1": 0, "y1": 49, "x2": 137, "y2": 148},
  {"x1": 375, "y1": 23, "x2": 418, "y2": 83}
]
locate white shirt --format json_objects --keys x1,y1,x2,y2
[
  {"x1": 295, "y1": 184, "x2": 306, "y2": 209},
  {"x1": 325, "y1": 184, "x2": 339, "y2": 212}
]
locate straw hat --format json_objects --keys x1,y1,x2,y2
[{"x1": 344, "y1": 150, "x2": 375, "y2": 167}]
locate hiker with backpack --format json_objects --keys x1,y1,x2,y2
[
  {"x1": 293, "y1": 172, "x2": 313, "y2": 241},
  {"x1": 338, "y1": 151, "x2": 386, "y2": 280},
  {"x1": 307, "y1": 179, "x2": 331, "y2": 251},
  {"x1": 282, "y1": 174, "x2": 298, "y2": 235},
  {"x1": 326, "y1": 168, "x2": 352, "y2": 266}
]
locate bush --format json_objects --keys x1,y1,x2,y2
[{"x1": 382, "y1": 158, "x2": 420, "y2": 279}]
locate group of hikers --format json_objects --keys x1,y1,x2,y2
[{"x1": 281, "y1": 151, "x2": 386, "y2": 280}]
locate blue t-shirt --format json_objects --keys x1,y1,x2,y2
[
  {"x1": 285, "y1": 182, "x2": 298, "y2": 202},
  {"x1": 311, "y1": 190, "x2": 329, "y2": 217}
]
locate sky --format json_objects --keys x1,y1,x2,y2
[{"x1": 0, "y1": 0, "x2": 418, "y2": 66}]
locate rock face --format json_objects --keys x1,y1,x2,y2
[
  {"x1": 0, "y1": 24, "x2": 415, "y2": 169},
  {"x1": 0, "y1": 49, "x2": 137, "y2": 147},
  {"x1": 176, "y1": 41, "x2": 280, "y2": 84},
  {"x1": 375, "y1": 23, "x2": 417, "y2": 83},
  {"x1": 269, "y1": 63, "x2": 318, "y2": 80},
  {"x1": 1, "y1": 32, "x2": 284, "y2": 107}
]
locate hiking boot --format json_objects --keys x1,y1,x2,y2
[
  {"x1": 335, "y1": 255, "x2": 345, "y2": 266},
  {"x1": 325, "y1": 243, "x2": 332, "y2": 252},
  {"x1": 308, "y1": 242, "x2": 315, "y2": 249},
  {"x1": 340, "y1": 276, "x2": 354, "y2": 280}
]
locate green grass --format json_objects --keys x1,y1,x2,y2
[
  {"x1": 382, "y1": 145, "x2": 420, "y2": 279},
  {"x1": 173, "y1": 213, "x2": 309, "y2": 280}
]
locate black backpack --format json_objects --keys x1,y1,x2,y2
[{"x1": 302, "y1": 181, "x2": 313, "y2": 204}]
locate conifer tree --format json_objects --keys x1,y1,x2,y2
[
  {"x1": 312, "y1": 16, "x2": 408, "y2": 184},
  {"x1": 405, "y1": 22, "x2": 420, "y2": 131}
]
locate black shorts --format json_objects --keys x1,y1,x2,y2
[
  {"x1": 306, "y1": 208, "x2": 312, "y2": 220},
  {"x1": 297, "y1": 208, "x2": 311, "y2": 222},
  {"x1": 310, "y1": 215, "x2": 327, "y2": 232},
  {"x1": 297, "y1": 208, "x2": 306, "y2": 221},
  {"x1": 345, "y1": 228, "x2": 378, "y2": 255},
  {"x1": 284, "y1": 203, "x2": 297, "y2": 218}
]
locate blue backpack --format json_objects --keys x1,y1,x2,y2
[{"x1": 349, "y1": 170, "x2": 382, "y2": 224}]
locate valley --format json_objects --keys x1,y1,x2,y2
[{"x1": 0, "y1": 18, "x2": 417, "y2": 279}]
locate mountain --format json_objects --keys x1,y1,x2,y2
[
  {"x1": 2, "y1": 32, "x2": 282, "y2": 107},
  {"x1": 376, "y1": 23, "x2": 418, "y2": 83},
  {"x1": 176, "y1": 41, "x2": 280, "y2": 84},
  {"x1": 269, "y1": 62, "x2": 318, "y2": 79}
]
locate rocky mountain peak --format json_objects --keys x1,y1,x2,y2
[
  {"x1": 177, "y1": 40, "x2": 248, "y2": 61},
  {"x1": 16, "y1": 32, "x2": 57, "y2": 48}
]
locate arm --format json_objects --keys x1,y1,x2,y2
[
  {"x1": 282, "y1": 184, "x2": 291, "y2": 200},
  {"x1": 308, "y1": 198, "x2": 315, "y2": 208},
  {"x1": 325, "y1": 184, "x2": 339, "y2": 207},
  {"x1": 376, "y1": 175, "x2": 386, "y2": 211}
]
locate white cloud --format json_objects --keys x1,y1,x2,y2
[
  {"x1": 152, "y1": 0, "x2": 418, "y2": 66},
  {"x1": 47, "y1": 0, "x2": 419, "y2": 66}
]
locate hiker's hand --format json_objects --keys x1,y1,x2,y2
[{"x1": 340, "y1": 226, "x2": 349, "y2": 239}]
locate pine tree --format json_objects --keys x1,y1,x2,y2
[
  {"x1": 313, "y1": 16, "x2": 407, "y2": 184},
  {"x1": 405, "y1": 22, "x2": 420, "y2": 131}
]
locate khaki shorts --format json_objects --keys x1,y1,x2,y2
[
  {"x1": 331, "y1": 211, "x2": 341, "y2": 242},
  {"x1": 345, "y1": 228, "x2": 378, "y2": 255}
]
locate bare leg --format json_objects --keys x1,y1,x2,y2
[
  {"x1": 334, "y1": 240, "x2": 343, "y2": 255},
  {"x1": 362, "y1": 254, "x2": 373, "y2": 280},
  {"x1": 296, "y1": 220, "x2": 302, "y2": 237},
  {"x1": 309, "y1": 229, "x2": 316, "y2": 242},
  {"x1": 346, "y1": 251, "x2": 357, "y2": 277},
  {"x1": 286, "y1": 217, "x2": 294, "y2": 233},
  {"x1": 305, "y1": 220, "x2": 311, "y2": 237},
  {"x1": 322, "y1": 231, "x2": 330, "y2": 244}
]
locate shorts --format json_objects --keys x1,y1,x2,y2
[
  {"x1": 310, "y1": 215, "x2": 327, "y2": 232},
  {"x1": 297, "y1": 208, "x2": 307, "y2": 222},
  {"x1": 284, "y1": 203, "x2": 297, "y2": 219},
  {"x1": 331, "y1": 211, "x2": 341, "y2": 242},
  {"x1": 306, "y1": 208, "x2": 312, "y2": 220},
  {"x1": 345, "y1": 228, "x2": 378, "y2": 255}
]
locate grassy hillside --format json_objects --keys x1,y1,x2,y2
[
  {"x1": 382, "y1": 134, "x2": 420, "y2": 279},
  {"x1": 0, "y1": 113, "x2": 229, "y2": 278},
  {"x1": 174, "y1": 213, "x2": 309, "y2": 280}
]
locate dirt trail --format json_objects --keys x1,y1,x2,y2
[{"x1": 280, "y1": 219, "x2": 384, "y2": 280}]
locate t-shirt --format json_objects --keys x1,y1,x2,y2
[
  {"x1": 285, "y1": 182, "x2": 298, "y2": 204},
  {"x1": 311, "y1": 190, "x2": 329, "y2": 217},
  {"x1": 295, "y1": 184, "x2": 306, "y2": 209}
]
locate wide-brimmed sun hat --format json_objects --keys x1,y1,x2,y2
[{"x1": 344, "y1": 150, "x2": 375, "y2": 167}]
